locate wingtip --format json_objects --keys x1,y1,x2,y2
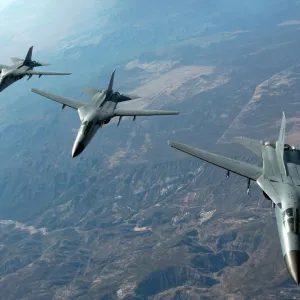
[{"x1": 30, "y1": 88, "x2": 40, "y2": 93}]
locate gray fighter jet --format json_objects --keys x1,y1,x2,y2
[
  {"x1": 169, "y1": 112, "x2": 300, "y2": 285},
  {"x1": 0, "y1": 46, "x2": 71, "y2": 92},
  {"x1": 31, "y1": 70, "x2": 179, "y2": 157}
]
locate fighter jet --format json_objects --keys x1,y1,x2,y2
[
  {"x1": 0, "y1": 46, "x2": 71, "y2": 92},
  {"x1": 169, "y1": 112, "x2": 300, "y2": 285},
  {"x1": 31, "y1": 70, "x2": 179, "y2": 157}
]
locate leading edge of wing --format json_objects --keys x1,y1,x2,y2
[
  {"x1": 26, "y1": 70, "x2": 71, "y2": 76},
  {"x1": 114, "y1": 109, "x2": 179, "y2": 116},
  {"x1": 168, "y1": 141, "x2": 262, "y2": 180},
  {"x1": 30, "y1": 88, "x2": 85, "y2": 110}
]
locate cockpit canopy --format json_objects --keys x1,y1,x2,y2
[{"x1": 283, "y1": 208, "x2": 300, "y2": 234}]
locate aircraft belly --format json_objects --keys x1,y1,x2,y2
[
  {"x1": 75, "y1": 125, "x2": 99, "y2": 151},
  {"x1": 0, "y1": 77, "x2": 16, "y2": 91},
  {"x1": 275, "y1": 206, "x2": 300, "y2": 256},
  {"x1": 275, "y1": 206, "x2": 287, "y2": 256},
  {"x1": 85, "y1": 126, "x2": 99, "y2": 146}
]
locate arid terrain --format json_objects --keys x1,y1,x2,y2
[{"x1": 1, "y1": 1, "x2": 300, "y2": 299}]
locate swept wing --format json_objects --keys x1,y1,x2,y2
[
  {"x1": 26, "y1": 70, "x2": 71, "y2": 76},
  {"x1": 30, "y1": 88, "x2": 85, "y2": 110},
  {"x1": 114, "y1": 109, "x2": 179, "y2": 116},
  {"x1": 168, "y1": 141, "x2": 262, "y2": 180}
]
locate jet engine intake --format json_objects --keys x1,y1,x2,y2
[
  {"x1": 284, "y1": 144, "x2": 291, "y2": 150},
  {"x1": 103, "y1": 118, "x2": 111, "y2": 125},
  {"x1": 263, "y1": 141, "x2": 275, "y2": 148}
]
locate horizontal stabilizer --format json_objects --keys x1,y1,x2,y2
[
  {"x1": 34, "y1": 60, "x2": 50, "y2": 66},
  {"x1": 82, "y1": 86, "x2": 100, "y2": 99},
  {"x1": 117, "y1": 93, "x2": 141, "y2": 102},
  {"x1": 30, "y1": 88, "x2": 85, "y2": 110},
  {"x1": 26, "y1": 70, "x2": 71, "y2": 76},
  {"x1": 233, "y1": 137, "x2": 262, "y2": 157},
  {"x1": 11, "y1": 57, "x2": 23, "y2": 65},
  {"x1": 114, "y1": 109, "x2": 179, "y2": 116},
  {"x1": 168, "y1": 141, "x2": 263, "y2": 180}
]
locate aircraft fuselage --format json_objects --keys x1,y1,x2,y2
[
  {"x1": 0, "y1": 76, "x2": 19, "y2": 92},
  {"x1": 0, "y1": 65, "x2": 29, "y2": 92},
  {"x1": 260, "y1": 143, "x2": 300, "y2": 284},
  {"x1": 71, "y1": 92, "x2": 119, "y2": 157}
]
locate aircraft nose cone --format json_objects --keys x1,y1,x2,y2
[
  {"x1": 284, "y1": 250, "x2": 300, "y2": 285},
  {"x1": 72, "y1": 142, "x2": 85, "y2": 158}
]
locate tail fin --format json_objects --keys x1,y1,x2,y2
[
  {"x1": 11, "y1": 46, "x2": 50, "y2": 67},
  {"x1": 107, "y1": 70, "x2": 115, "y2": 92},
  {"x1": 276, "y1": 111, "x2": 287, "y2": 175},
  {"x1": 24, "y1": 46, "x2": 33, "y2": 63}
]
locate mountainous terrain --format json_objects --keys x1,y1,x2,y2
[{"x1": 1, "y1": 0, "x2": 300, "y2": 299}]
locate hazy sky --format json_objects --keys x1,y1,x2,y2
[{"x1": 0, "y1": 0, "x2": 116, "y2": 62}]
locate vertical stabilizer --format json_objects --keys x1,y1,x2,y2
[
  {"x1": 24, "y1": 46, "x2": 33, "y2": 63},
  {"x1": 276, "y1": 111, "x2": 287, "y2": 175},
  {"x1": 107, "y1": 70, "x2": 115, "y2": 92}
]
